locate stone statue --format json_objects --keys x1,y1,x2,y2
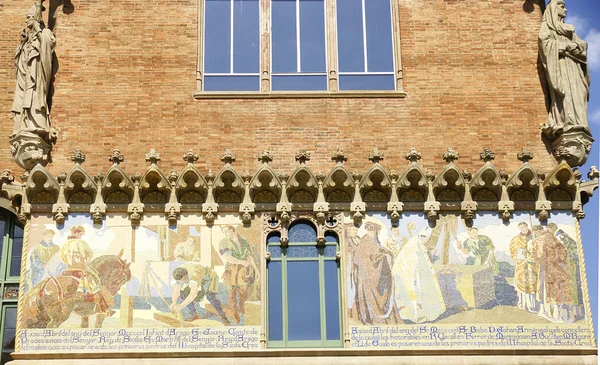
[
  {"x1": 10, "y1": 0, "x2": 57, "y2": 170},
  {"x1": 539, "y1": 0, "x2": 593, "y2": 167}
]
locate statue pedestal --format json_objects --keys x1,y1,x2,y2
[
  {"x1": 550, "y1": 128, "x2": 594, "y2": 167},
  {"x1": 9, "y1": 132, "x2": 52, "y2": 170}
]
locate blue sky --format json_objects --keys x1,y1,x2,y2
[{"x1": 563, "y1": 0, "x2": 600, "y2": 340}]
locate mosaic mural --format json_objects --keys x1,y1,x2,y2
[
  {"x1": 19, "y1": 214, "x2": 262, "y2": 352},
  {"x1": 345, "y1": 212, "x2": 594, "y2": 348}
]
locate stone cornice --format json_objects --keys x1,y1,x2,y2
[{"x1": 4, "y1": 148, "x2": 597, "y2": 224}]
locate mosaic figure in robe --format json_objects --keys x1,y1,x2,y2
[
  {"x1": 509, "y1": 222, "x2": 540, "y2": 314},
  {"x1": 392, "y1": 227, "x2": 446, "y2": 323}
]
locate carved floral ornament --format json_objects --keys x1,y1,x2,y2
[{"x1": 2, "y1": 148, "x2": 598, "y2": 225}]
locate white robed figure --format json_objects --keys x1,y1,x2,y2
[{"x1": 392, "y1": 227, "x2": 446, "y2": 323}]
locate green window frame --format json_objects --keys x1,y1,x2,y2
[
  {"x1": 267, "y1": 221, "x2": 342, "y2": 348},
  {"x1": 0, "y1": 208, "x2": 22, "y2": 365}
]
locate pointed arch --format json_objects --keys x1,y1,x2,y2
[
  {"x1": 27, "y1": 165, "x2": 59, "y2": 204},
  {"x1": 140, "y1": 165, "x2": 170, "y2": 204},
  {"x1": 102, "y1": 165, "x2": 134, "y2": 204},
  {"x1": 433, "y1": 163, "x2": 465, "y2": 201},
  {"x1": 397, "y1": 164, "x2": 428, "y2": 202},
  {"x1": 323, "y1": 165, "x2": 353, "y2": 203},
  {"x1": 176, "y1": 165, "x2": 208, "y2": 204},
  {"x1": 360, "y1": 164, "x2": 391, "y2": 204},
  {"x1": 65, "y1": 165, "x2": 96, "y2": 204},
  {"x1": 544, "y1": 161, "x2": 577, "y2": 201},
  {"x1": 214, "y1": 165, "x2": 244, "y2": 204},
  {"x1": 506, "y1": 163, "x2": 539, "y2": 202},
  {"x1": 250, "y1": 166, "x2": 281, "y2": 204},
  {"x1": 470, "y1": 162, "x2": 502, "y2": 202},
  {"x1": 288, "y1": 166, "x2": 318, "y2": 204}
]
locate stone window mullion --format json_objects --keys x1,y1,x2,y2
[{"x1": 325, "y1": 0, "x2": 338, "y2": 91}]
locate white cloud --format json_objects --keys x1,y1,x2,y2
[
  {"x1": 566, "y1": 15, "x2": 589, "y2": 36},
  {"x1": 590, "y1": 109, "x2": 600, "y2": 125},
  {"x1": 585, "y1": 29, "x2": 600, "y2": 72}
]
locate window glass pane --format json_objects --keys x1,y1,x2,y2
[
  {"x1": 272, "y1": 0, "x2": 297, "y2": 73},
  {"x1": 324, "y1": 260, "x2": 340, "y2": 341},
  {"x1": 2, "y1": 307, "x2": 17, "y2": 365},
  {"x1": 365, "y1": 0, "x2": 393, "y2": 72},
  {"x1": 268, "y1": 261, "x2": 283, "y2": 341},
  {"x1": 13, "y1": 225, "x2": 22, "y2": 239},
  {"x1": 336, "y1": 0, "x2": 364, "y2": 72},
  {"x1": 204, "y1": 76, "x2": 260, "y2": 91},
  {"x1": 287, "y1": 260, "x2": 321, "y2": 341},
  {"x1": 9, "y1": 233, "x2": 22, "y2": 277},
  {"x1": 339, "y1": 74, "x2": 395, "y2": 91},
  {"x1": 233, "y1": 0, "x2": 260, "y2": 73},
  {"x1": 299, "y1": 0, "x2": 325, "y2": 72},
  {"x1": 287, "y1": 245, "x2": 318, "y2": 258},
  {"x1": 289, "y1": 222, "x2": 317, "y2": 243},
  {"x1": 205, "y1": 0, "x2": 231, "y2": 73},
  {"x1": 324, "y1": 245, "x2": 337, "y2": 258},
  {"x1": 268, "y1": 245, "x2": 282, "y2": 259},
  {"x1": 272, "y1": 75, "x2": 327, "y2": 91}
]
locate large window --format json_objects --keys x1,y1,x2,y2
[
  {"x1": 267, "y1": 221, "x2": 341, "y2": 348},
  {"x1": 0, "y1": 209, "x2": 22, "y2": 365},
  {"x1": 197, "y1": 0, "x2": 403, "y2": 93}
]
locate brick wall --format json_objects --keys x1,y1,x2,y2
[{"x1": 0, "y1": 0, "x2": 553, "y2": 177}]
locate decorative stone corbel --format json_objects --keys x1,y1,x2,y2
[
  {"x1": 549, "y1": 130, "x2": 594, "y2": 168},
  {"x1": 498, "y1": 170, "x2": 514, "y2": 221},
  {"x1": 165, "y1": 171, "x2": 182, "y2": 223},
  {"x1": 89, "y1": 173, "x2": 106, "y2": 224},
  {"x1": 387, "y1": 169, "x2": 403, "y2": 223},
  {"x1": 350, "y1": 171, "x2": 366, "y2": 225},
  {"x1": 0, "y1": 170, "x2": 22, "y2": 212},
  {"x1": 276, "y1": 173, "x2": 292, "y2": 223},
  {"x1": 240, "y1": 171, "x2": 256, "y2": 225},
  {"x1": 461, "y1": 170, "x2": 477, "y2": 223},
  {"x1": 580, "y1": 166, "x2": 599, "y2": 199},
  {"x1": 569, "y1": 169, "x2": 585, "y2": 219},
  {"x1": 202, "y1": 170, "x2": 218, "y2": 224},
  {"x1": 128, "y1": 173, "x2": 144, "y2": 223},
  {"x1": 52, "y1": 172, "x2": 69, "y2": 224},
  {"x1": 424, "y1": 171, "x2": 440, "y2": 222},
  {"x1": 19, "y1": 171, "x2": 30, "y2": 223},
  {"x1": 535, "y1": 172, "x2": 551, "y2": 222},
  {"x1": 313, "y1": 173, "x2": 329, "y2": 224}
]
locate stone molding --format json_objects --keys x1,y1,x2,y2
[{"x1": 4, "y1": 148, "x2": 598, "y2": 225}]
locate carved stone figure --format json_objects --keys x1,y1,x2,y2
[
  {"x1": 539, "y1": 0, "x2": 593, "y2": 167},
  {"x1": 10, "y1": 1, "x2": 57, "y2": 170}
]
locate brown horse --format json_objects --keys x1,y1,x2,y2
[{"x1": 22, "y1": 255, "x2": 132, "y2": 329}]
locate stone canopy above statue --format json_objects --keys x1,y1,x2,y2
[{"x1": 539, "y1": 0, "x2": 594, "y2": 167}]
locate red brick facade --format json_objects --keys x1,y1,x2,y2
[{"x1": 0, "y1": 0, "x2": 552, "y2": 176}]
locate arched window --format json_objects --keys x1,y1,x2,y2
[
  {"x1": 0, "y1": 208, "x2": 23, "y2": 364},
  {"x1": 267, "y1": 221, "x2": 341, "y2": 348}
]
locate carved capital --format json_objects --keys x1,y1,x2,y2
[
  {"x1": 9, "y1": 134, "x2": 52, "y2": 170},
  {"x1": 551, "y1": 130, "x2": 594, "y2": 167}
]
